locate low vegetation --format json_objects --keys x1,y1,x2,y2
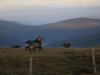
[{"x1": 0, "y1": 47, "x2": 100, "y2": 75}]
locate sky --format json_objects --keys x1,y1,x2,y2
[{"x1": 0, "y1": 0, "x2": 100, "y2": 25}]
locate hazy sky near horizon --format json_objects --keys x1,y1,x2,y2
[{"x1": 0, "y1": 0, "x2": 100, "y2": 25}]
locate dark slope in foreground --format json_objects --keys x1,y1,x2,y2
[{"x1": 0, "y1": 48, "x2": 100, "y2": 75}]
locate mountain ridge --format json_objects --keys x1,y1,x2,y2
[
  {"x1": 0, "y1": 17, "x2": 100, "y2": 47},
  {"x1": 41, "y1": 17, "x2": 100, "y2": 29}
]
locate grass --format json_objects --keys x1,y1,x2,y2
[{"x1": 0, "y1": 47, "x2": 100, "y2": 75}]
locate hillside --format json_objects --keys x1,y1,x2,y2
[
  {"x1": 0, "y1": 18, "x2": 100, "y2": 47},
  {"x1": 0, "y1": 20, "x2": 24, "y2": 27},
  {"x1": 0, "y1": 33, "x2": 21, "y2": 47},
  {"x1": 45, "y1": 30, "x2": 100, "y2": 48},
  {"x1": 42, "y1": 18, "x2": 100, "y2": 29}
]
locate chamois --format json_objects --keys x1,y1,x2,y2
[
  {"x1": 25, "y1": 36, "x2": 43, "y2": 53},
  {"x1": 12, "y1": 44, "x2": 21, "y2": 48},
  {"x1": 62, "y1": 41, "x2": 72, "y2": 48}
]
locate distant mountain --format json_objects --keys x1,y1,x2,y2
[
  {"x1": 0, "y1": 20, "x2": 24, "y2": 27},
  {"x1": 42, "y1": 18, "x2": 100, "y2": 29},
  {"x1": 0, "y1": 17, "x2": 100, "y2": 47},
  {"x1": 45, "y1": 30, "x2": 100, "y2": 48}
]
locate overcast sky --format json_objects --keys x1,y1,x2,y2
[{"x1": 0, "y1": 0, "x2": 100, "y2": 25}]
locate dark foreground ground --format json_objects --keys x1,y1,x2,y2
[{"x1": 0, "y1": 47, "x2": 100, "y2": 75}]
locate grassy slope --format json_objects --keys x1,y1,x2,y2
[{"x1": 0, "y1": 47, "x2": 100, "y2": 75}]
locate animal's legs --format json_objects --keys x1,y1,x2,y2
[
  {"x1": 30, "y1": 49, "x2": 32, "y2": 53},
  {"x1": 32, "y1": 49, "x2": 35, "y2": 53},
  {"x1": 25, "y1": 47, "x2": 28, "y2": 51},
  {"x1": 38, "y1": 47, "x2": 44, "y2": 52}
]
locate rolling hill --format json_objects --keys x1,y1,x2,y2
[
  {"x1": 0, "y1": 33, "x2": 20, "y2": 47},
  {"x1": 0, "y1": 17, "x2": 100, "y2": 47},
  {"x1": 45, "y1": 30, "x2": 100, "y2": 47}
]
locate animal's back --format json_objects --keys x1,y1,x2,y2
[{"x1": 30, "y1": 42, "x2": 41, "y2": 47}]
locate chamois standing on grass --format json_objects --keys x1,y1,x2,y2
[
  {"x1": 25, "y1": 36, "x2": 43, "y2": 53},
  {"x1": 12, "y1": 44, "x2": 21, "y2": 48},
  {"x1": 62, "y1": 41, "x2": 72, "y2": 48}
]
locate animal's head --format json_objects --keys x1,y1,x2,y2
[
  {"x1": 70, "y1": 41, "x2": 72, "y2": 44},
  {"x1": 40, "y1": 38, "x2": 43, "y2": 42},
  {"x1": 37, "y1": 36, "x2": 43, "y2": 42}
]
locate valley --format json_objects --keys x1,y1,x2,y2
[{"x1": 0, "y1": 17, "x2": 100, "y2": 47}]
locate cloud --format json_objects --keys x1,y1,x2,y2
[
  {"x1": 0, "y1": 0, "x2": 100, "y2": 25},
  {"x1": 0, "y1": 0, "x2": 100, "y2": 9}
]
